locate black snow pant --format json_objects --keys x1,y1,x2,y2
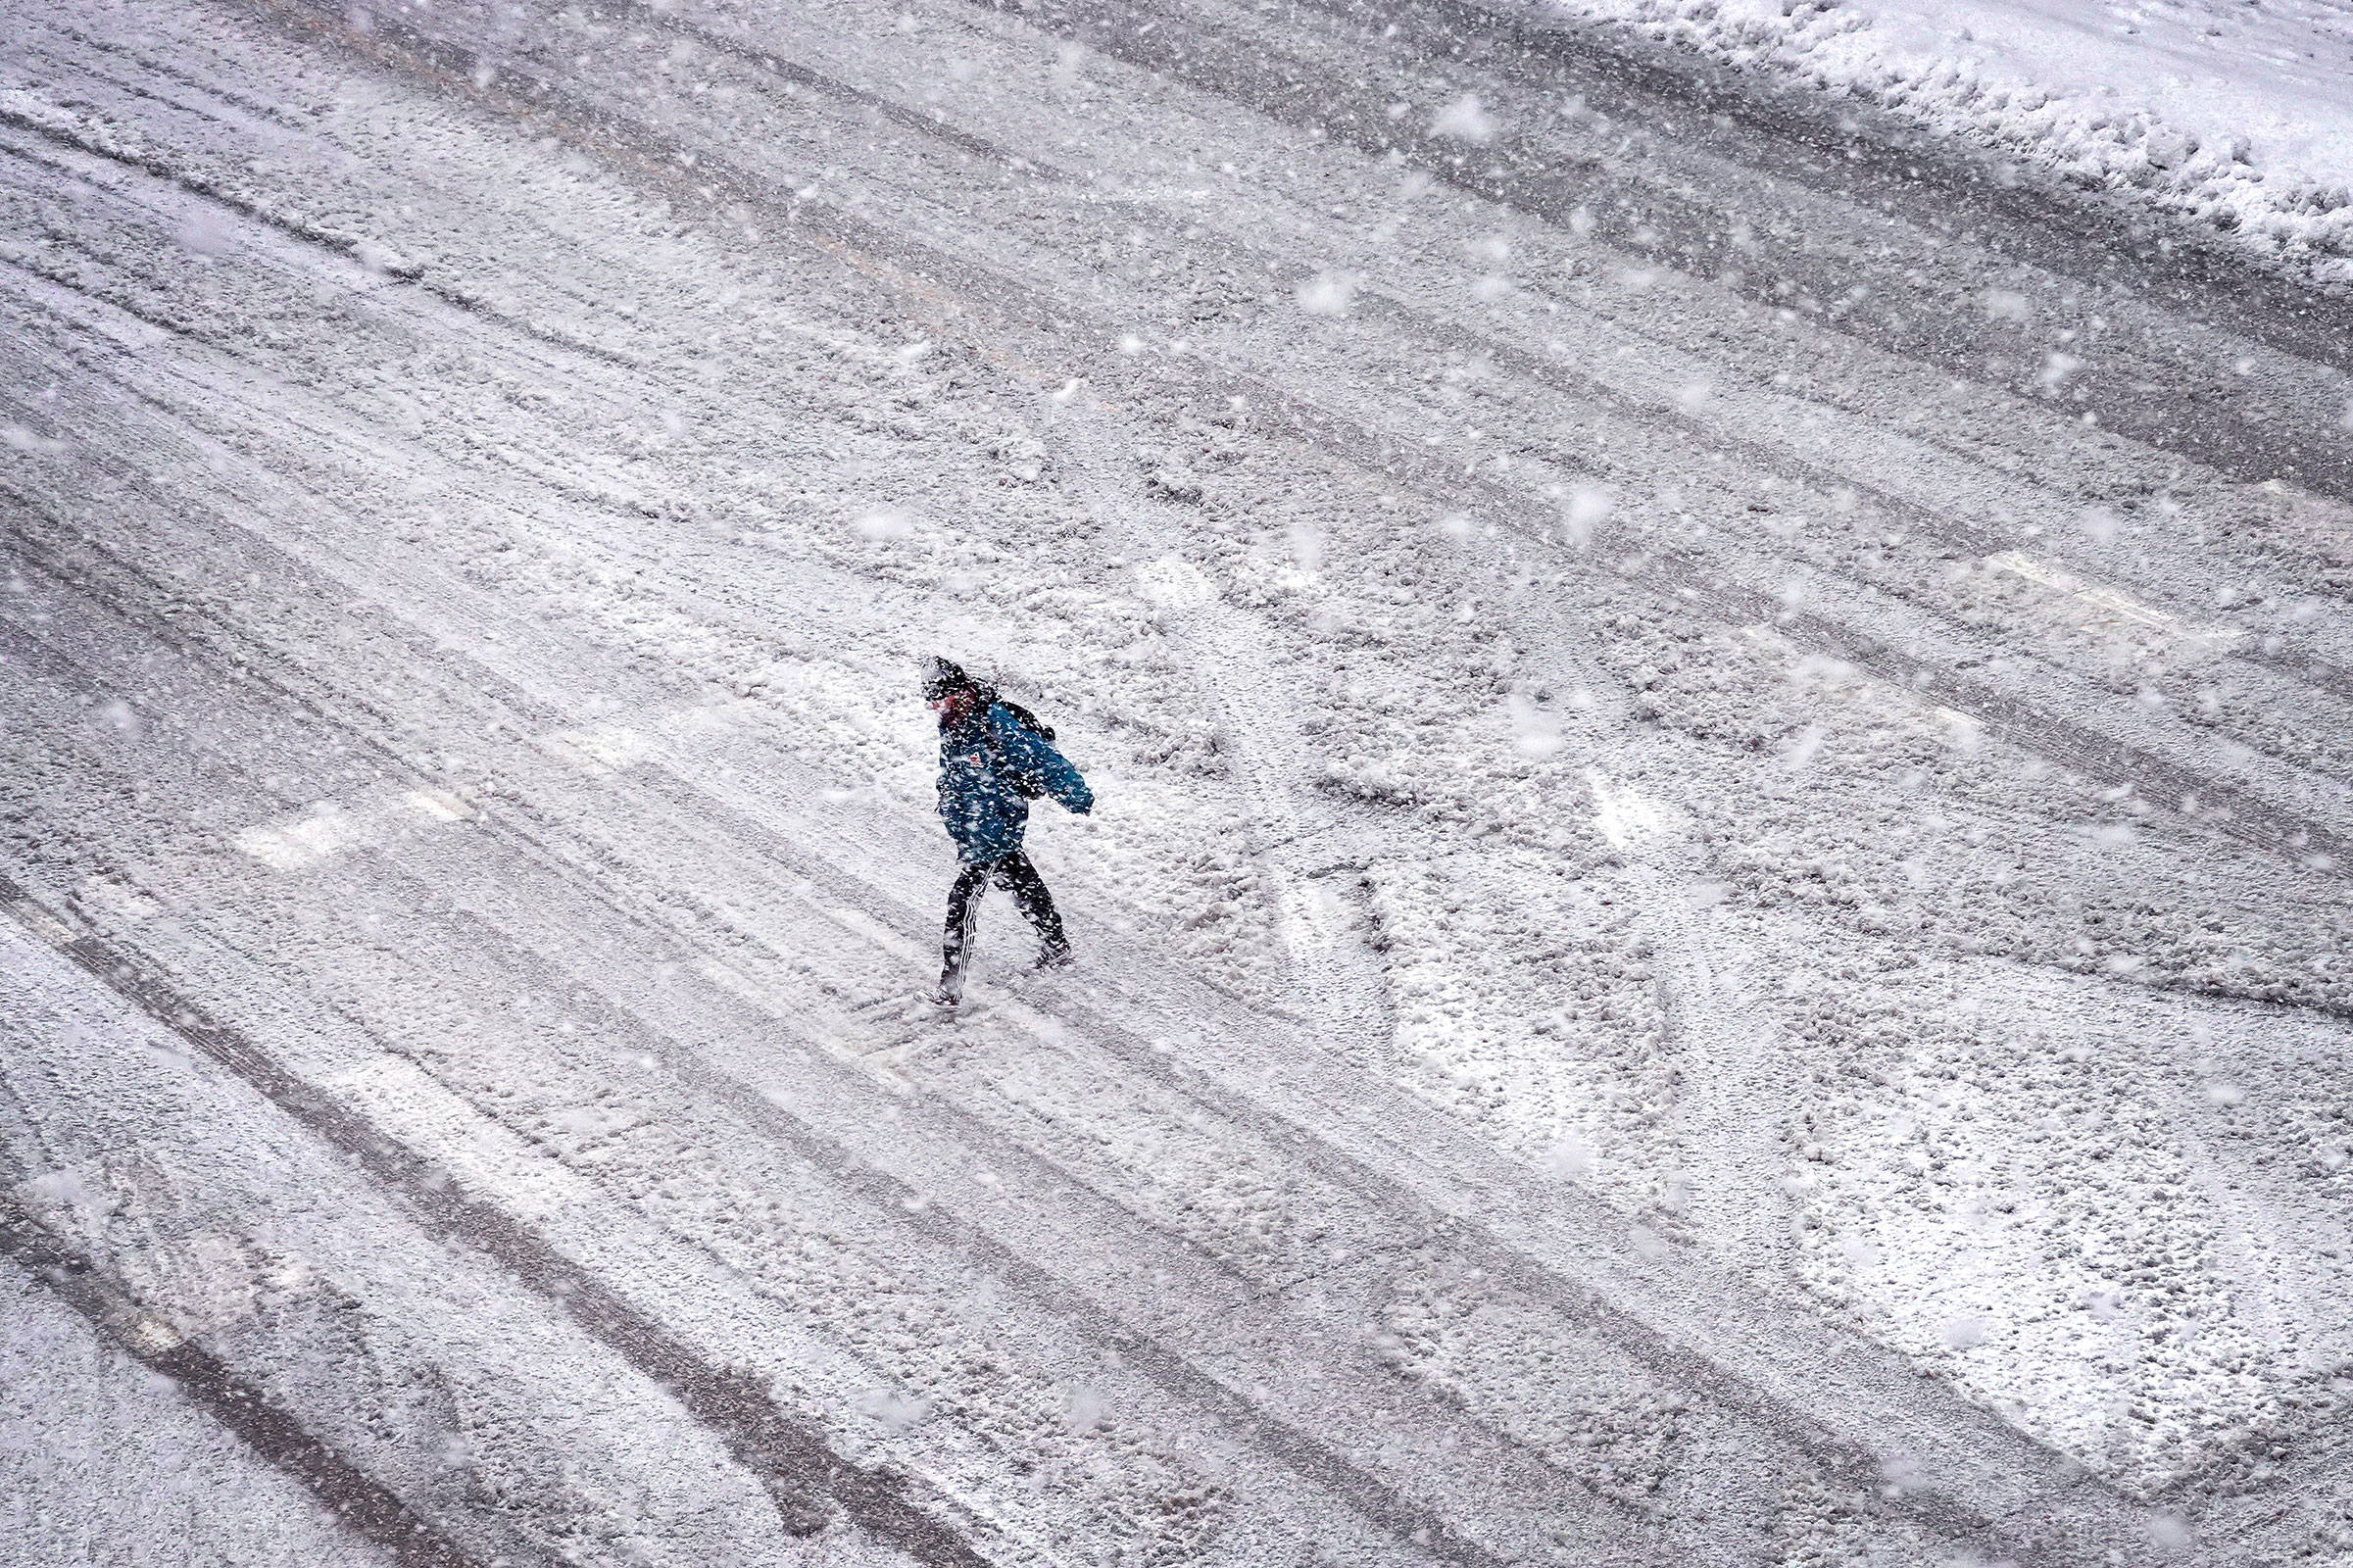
[{"x1": 942, "y1": 851, "x2": 1065, "y2": 982}]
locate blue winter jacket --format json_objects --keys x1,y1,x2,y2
[{"x1": 937, "y1": 703, "x2": 1093, "y2": 862}]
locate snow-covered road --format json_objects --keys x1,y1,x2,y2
[{"x1": 3, "y1": 0, "x2": 2350, "y2": 1561}]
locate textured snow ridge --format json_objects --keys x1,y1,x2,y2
[
  {"x1": 3, "y1": 0, "x2": 2352, "y2": 1561},
  {"x1": 1530, "y1": 0, "x2": 2353, "y2": 287}
]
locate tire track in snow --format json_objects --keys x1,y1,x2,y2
[
  {"x1": 296, "y1": 873, "x2": 1596, "y2": 1568},
  {"x1": 1508, "y1": 576, "x2": 1805, "y2": 1271},
  {"x1": 0, "y1": 463, "x2": 2129, "y2": 1562},
  {"x1": 0, "y1": 616, "x2": 1910, "y2": 1553},
  {"x1": 0, "y1": 538, "x2": 1724, "y2": 1563},
  {"x1": 42, "y1": 0, "x2": 2353, "y2": 872},
  {"x1": 1049, "y1": 389, "x2": 1400, "y2": 1064},
  {"x1": 0, "y1": 222, "x2": 2258, "y2": 1563},
  {"x1": 966, "y1": 0, "x2": 2353, "y2": 501},
  {"x1": 404, "y1": 0, "x2": 2353, "y2": 723},
  {"x1": 0, "y1": 501, "x2": 1630, "y2": 1565},
  {"x1": 0, "y1": 1195, "x2": 481, "y2": 1568},
  {"x1": 0, "y1": 114, "x2": 642, "y2": 375},
  {"x1": 1320, "y1": 287, "x2": 2353, "y2": 713},
  {"x1": 0, "y1": 874, "x2": 997, "y2": 1568},
  {"x1": 0, "y1": 21, "x2": 2315, "y2": 1535},
  {"x1": 1642, "y1": 871, "x2": 1800, "y2": 1272},
  {"x1": 433, "y1": 714, "x2": 2142, "y2": 1560},
  {"x1": 256, "y1": 0, "x2": 2353, "y2": 870}
]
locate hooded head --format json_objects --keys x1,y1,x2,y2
[{"x1": 924, "y1": 657, "x2": 993, "y2": 723}]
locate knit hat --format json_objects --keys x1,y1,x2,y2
[{"x1": 922, "y1": 657, "x2": 977, "y2": 703}]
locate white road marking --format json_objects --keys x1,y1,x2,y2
[
  {"x1": 1584, "y1": 767, "x2": 1671, "y2": 848},
  {"x1": 543, "y1": 725, "x2": 655, "y2": 772},
  {"x1": 231, "y1": 789, "x2": 476, "y2": 870},
  {"x1": 1132, "y1": 554, "x2": 1215, "y2": 611},
  {"x1": 1987, "y1": 551, "x2": 2245, "y2": 653}
]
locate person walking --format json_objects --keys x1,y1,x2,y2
[{"x1": 925, "y1": 657, "x2": 1093, "y2": 1004}]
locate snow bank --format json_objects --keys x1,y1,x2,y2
[{"x1": 1535, "y1": 0, "x2": 2353, "y2": 287}]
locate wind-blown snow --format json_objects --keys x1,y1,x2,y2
[{"x1": 4, "y1": 0, "x2": 2352, "y2": 1559}]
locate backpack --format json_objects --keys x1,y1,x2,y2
[{"x1": 986, "y1": 700, "x2": 1055, "y2": 799}]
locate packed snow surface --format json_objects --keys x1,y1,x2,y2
[
  {"x1": 1544, "y1": 0, "x2": 2353, "y2": 284},
  {"x1": 2, "y1": 0, "x2": 2352, "y2": 1563}
]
